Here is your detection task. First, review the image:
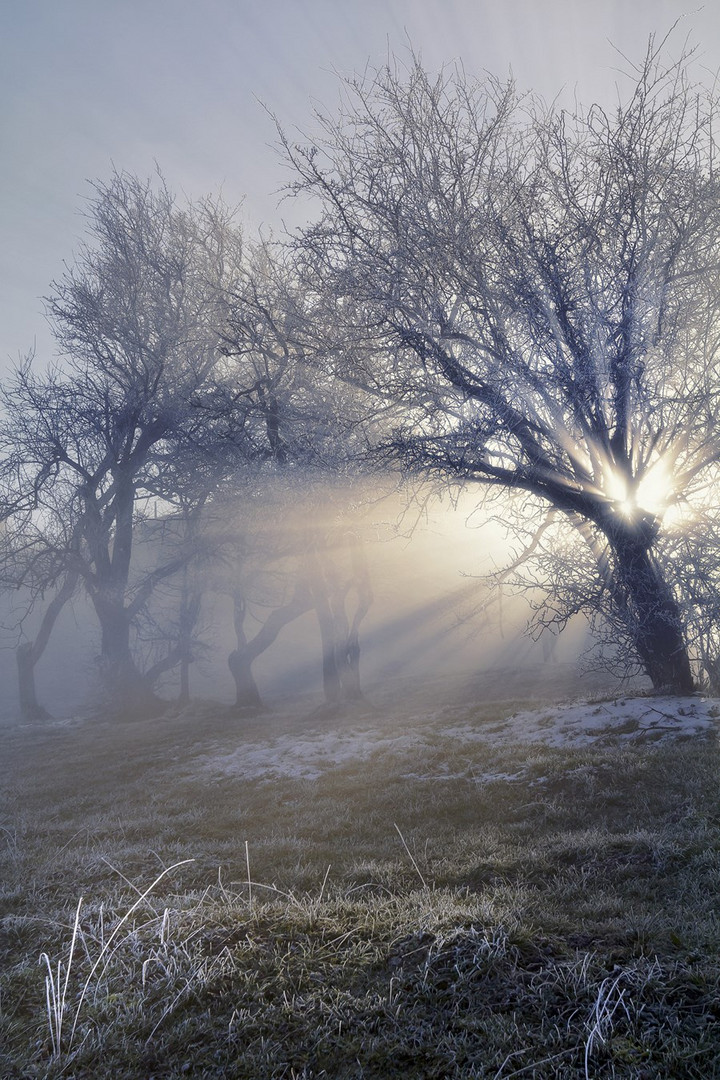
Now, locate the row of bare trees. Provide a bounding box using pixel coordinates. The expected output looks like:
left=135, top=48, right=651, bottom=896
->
left=0, top=173, right=373, bottom=717
left=3, top=34, right=720, bottom=716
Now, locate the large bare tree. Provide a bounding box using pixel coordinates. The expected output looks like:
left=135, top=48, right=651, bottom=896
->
left=0, top=172, right=245, bottom=711
left=282, top=37, right=720, bottom=692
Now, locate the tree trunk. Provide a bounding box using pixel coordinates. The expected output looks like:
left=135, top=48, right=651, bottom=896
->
left=16, top=642, right=50, bottom=721
left=228, top=647, right=263, bottom=709
left=308, top=559, right=342, bottom=704
left=229, top=583, right=312, bottom=710
left=176, top=570, right=202, bottom=706
left=229, top=593, right=264, bottom=710
left=97, top=605, right=138, bottom=684
left=308, top=530, right=373, bottom=704
left=608, top=524, right=694, bottom=693
left=15, top=571, right=78, bottom=721
left=91, top=592, right=160, bottom=713
left=340, top=629, right=363, bottom=699
left=339, top=531, right=373, bottom=700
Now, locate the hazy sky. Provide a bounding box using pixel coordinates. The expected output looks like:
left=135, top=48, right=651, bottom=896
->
left=2, top=0, right=719, bottom=372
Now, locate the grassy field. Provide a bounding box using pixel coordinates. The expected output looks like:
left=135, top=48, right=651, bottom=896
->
left=3, top=676, right=720, bottom=1078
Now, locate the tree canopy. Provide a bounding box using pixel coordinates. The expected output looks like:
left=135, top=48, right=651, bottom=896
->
left=281, top=37, right=720, bottom=692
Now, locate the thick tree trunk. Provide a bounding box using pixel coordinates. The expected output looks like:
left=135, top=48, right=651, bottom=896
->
left=91, top=592, right=160, bottom=713
left=97, top=605, right=138, bottom=684
left=228, top=647, right=263, bottom=709
left=608, top=524, right=694, bottom=693
left=16, top=642, right=50, bottom=721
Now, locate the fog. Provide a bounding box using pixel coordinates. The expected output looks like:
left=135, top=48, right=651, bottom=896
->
left=0, top=485, right=603, bottom=722
left=5, top=0, right=715, bottom=376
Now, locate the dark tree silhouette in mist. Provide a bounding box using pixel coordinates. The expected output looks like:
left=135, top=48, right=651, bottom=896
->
left=282, top=34, right=720, bottom=692
left=0, top=173, right=247, bottom=712
left=219, top=244, right=375, bottom=710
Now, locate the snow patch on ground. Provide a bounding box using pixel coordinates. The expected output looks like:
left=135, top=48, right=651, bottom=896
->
left=194, top=728, right=425, bottom=783
left=195, top=695, right=720, bottom=783
left=499, top=695, right=718, bottom=748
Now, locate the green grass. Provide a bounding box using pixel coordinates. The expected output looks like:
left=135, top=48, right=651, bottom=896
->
left=3, top=693, right=720, bottom=1077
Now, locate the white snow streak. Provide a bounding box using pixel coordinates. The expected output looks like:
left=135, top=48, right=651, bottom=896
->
left=195, top=696, right=720, bottom=783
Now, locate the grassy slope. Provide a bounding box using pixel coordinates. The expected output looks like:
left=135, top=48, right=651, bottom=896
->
left=2, top=688, right=720, bottom=1079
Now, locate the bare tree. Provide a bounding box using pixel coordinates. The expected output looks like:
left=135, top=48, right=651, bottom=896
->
left=306, top=522, right=373, bottom=704
left=229, top=572, right=312, bottom=710
left=1, top=550, right=79, bottom=722
left=216, top=242, right=376, bottom=708
left=0, top=172, right=247, bottom=712
left=282, top=35, right=720, bottom=692
left=222, top=493, right=374, bottom=712
left=0, top=445, right=86, bottom=719
left=126, top=493, right=224, bottom=704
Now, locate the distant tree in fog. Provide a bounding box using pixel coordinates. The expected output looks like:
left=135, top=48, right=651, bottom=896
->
left=0, top=412, right=90, bottom=720
left=222, top=491, right=374, bottom=711
left=282, top=35, right=720, bottom=693
left=123, top=492, right=221, bottom=706
left=0, top=520, right=79, bottom=721
left=227, top=529, right=312, bottom=710
left=0, top=172, right=249, bottom=712
left=218, top=243, right=376, bottom=709
left=305, top=515, right=373, bottom=705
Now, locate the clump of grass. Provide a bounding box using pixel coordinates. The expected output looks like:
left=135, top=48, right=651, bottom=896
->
left=36, top=860, right=195, bottom=1066
left=39, top=896, right=83, bottom=1059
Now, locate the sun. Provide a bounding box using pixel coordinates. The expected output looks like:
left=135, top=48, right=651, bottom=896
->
left=605, top=460, right=679, bottom=523
left=635, top=462, right=676, bottom=518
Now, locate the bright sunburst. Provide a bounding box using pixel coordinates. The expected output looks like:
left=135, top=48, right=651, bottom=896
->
left=605, top=459, right=679, bottom=523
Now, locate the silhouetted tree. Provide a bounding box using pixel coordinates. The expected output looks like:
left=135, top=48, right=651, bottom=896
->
left=283, top=36, right=720, bottom=692
left=219, top=244, right=376, bottom=708
left=306, top=523, right=373, bottom=704
left=223, top=497, right=374, bottom=711
left=0, top=172, right=246, bottom=711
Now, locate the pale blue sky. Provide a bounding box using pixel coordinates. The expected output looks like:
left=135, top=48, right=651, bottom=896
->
left=2, top=0, right=718, bottom=371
